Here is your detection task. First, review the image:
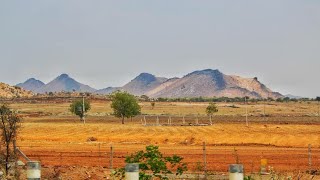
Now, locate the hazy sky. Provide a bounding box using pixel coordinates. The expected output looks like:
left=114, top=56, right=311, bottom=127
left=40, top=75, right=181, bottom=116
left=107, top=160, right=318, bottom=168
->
left=0, top=1, right=319, bottom=97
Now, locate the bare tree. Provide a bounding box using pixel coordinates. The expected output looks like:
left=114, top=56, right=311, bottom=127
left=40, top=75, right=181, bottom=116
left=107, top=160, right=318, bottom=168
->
left=0, top=104, right=21, bottom=176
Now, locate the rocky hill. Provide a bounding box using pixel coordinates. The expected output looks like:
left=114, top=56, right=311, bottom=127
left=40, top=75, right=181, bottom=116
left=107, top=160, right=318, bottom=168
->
left=36, top=74, right=96, bottom=93
left=0, top=82, right=34, bottom=98
left=16, top=78, right=45, bottom=92
left=120, top=73, right=168, bottom=96
left=144, top=69, right=282, bottom=99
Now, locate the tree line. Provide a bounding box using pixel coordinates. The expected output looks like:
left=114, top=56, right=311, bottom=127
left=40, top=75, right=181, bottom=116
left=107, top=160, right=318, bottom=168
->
left=69, top=91, right=222, bottom=125
left=143, top=96, right=317, bottom=103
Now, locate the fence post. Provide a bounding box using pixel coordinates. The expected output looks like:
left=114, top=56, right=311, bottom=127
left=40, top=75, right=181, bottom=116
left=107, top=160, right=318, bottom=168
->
left=182, top=116, right=185, bottom=124
left=98, top=143, right=101, bottom=164
left=156, top=116, right=160, bottom=126
left=308, top=144, right=312, bottom=172
left=144, top=116, right=146, bottom=125
left=110, top=145, right=113, bottom=170
left=203, top=142, right=207, bottom=179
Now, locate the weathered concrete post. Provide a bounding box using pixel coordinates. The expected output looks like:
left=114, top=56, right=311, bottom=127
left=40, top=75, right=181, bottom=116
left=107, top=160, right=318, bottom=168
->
left=27, top=161, right=41, bottom=180
left=229, top=164, right=244, bottom=180
left=260, top=159, right=268, bottom=175
left=125, top=163, right=139, bottom=180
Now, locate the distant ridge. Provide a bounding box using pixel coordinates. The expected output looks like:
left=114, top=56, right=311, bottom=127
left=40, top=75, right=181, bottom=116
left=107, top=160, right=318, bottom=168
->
left=15, top=69, right=283, bottom=98
left=285, top=94, right=305, bottom=99
left=95, top=87, right=120, bottom=94
left=16, top=78, right=45, bottom=92
left=120, top=73, right=168, bottom=96
left=36, top=74, right=96, bottom=93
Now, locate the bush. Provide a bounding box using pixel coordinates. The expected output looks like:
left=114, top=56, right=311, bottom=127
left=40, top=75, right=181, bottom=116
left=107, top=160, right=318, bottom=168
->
left=112, top=145, right=187, bottom=179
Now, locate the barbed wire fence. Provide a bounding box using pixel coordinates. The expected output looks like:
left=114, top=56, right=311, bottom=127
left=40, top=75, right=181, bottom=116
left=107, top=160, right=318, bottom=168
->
left=17, top=141, right=320, bottom=175
left=96, top=114, right=320, bottom=125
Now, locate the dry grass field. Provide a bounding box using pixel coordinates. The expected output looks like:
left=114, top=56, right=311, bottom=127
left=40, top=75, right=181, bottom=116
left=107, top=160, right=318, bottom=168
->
left=2, top=100, right=320, bottom=179
left=9, top=100, right=320, bottom=117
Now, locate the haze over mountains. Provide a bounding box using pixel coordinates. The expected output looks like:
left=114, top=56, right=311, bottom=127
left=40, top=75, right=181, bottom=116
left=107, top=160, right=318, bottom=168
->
left=14, top=69, right=284, bottom=99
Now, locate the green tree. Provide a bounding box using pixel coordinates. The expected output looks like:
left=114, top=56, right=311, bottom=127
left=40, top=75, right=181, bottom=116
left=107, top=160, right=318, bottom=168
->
left=110, top=91, right=141, bottom=124
left=0, top=104, right=21, bottom=177
left=151, top=102, right=155, bottom=109
left=112, top=145, right=188, bottom=179
left=70, top=98, right=91, bottom=122
left=206, top=102, right=218, bottom=119
left=140, top=95, right=150, bottom=101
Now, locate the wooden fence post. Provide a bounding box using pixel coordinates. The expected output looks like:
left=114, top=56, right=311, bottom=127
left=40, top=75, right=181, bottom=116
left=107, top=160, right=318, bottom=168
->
left=308, top=144, right=312, bottom=172
left=156, top=116, right=159, bottom=126
left=98, top=143, right=101, bottom=164
left=203, top=142, right=207, bottom=179
left=110, top=145, right=113, bottom=170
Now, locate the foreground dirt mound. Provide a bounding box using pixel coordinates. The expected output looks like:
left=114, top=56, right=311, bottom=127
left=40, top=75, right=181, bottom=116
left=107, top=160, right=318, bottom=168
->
left=0, top=82, right=33, bottom=98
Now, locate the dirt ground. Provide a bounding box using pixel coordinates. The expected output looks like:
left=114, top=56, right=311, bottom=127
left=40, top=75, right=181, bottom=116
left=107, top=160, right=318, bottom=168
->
left=2, top=100, right=320, bottom=179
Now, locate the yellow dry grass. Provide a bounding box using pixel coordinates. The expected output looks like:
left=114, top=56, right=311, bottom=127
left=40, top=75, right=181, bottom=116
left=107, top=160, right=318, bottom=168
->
left=18, top=121, right=320, bottom=148
left=5, top=100, right=318, bottom=148
left=9, top=100, right=320, bottom=116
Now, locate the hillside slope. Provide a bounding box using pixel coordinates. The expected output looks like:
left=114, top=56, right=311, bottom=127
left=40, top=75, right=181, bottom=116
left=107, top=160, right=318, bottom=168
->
left=0, top=82, right=33, bottom=98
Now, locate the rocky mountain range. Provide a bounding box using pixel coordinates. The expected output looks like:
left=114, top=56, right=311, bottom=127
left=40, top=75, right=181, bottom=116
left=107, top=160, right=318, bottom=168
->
left=119, top=69, right=282, bottom=99
left=14, top=69, right=283, bottom=99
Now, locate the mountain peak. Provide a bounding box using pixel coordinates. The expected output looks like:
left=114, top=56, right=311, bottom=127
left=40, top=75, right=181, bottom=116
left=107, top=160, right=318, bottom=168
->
left=16, top=78, right=45, bottom=92
left=121, top=73, right=168, bottom=96
left=24, top=78, right=44, bottom=84
left=35, top=73, right=96, bottom=93
left=137, top=73, right=155, bottom=79
left=57, top=73, right=70, bottom=80
left=186, top=69, right=222, bottom=77
left=135, top=73, right=156, bottom=82
left=26, top=78, right=37, bottom=82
